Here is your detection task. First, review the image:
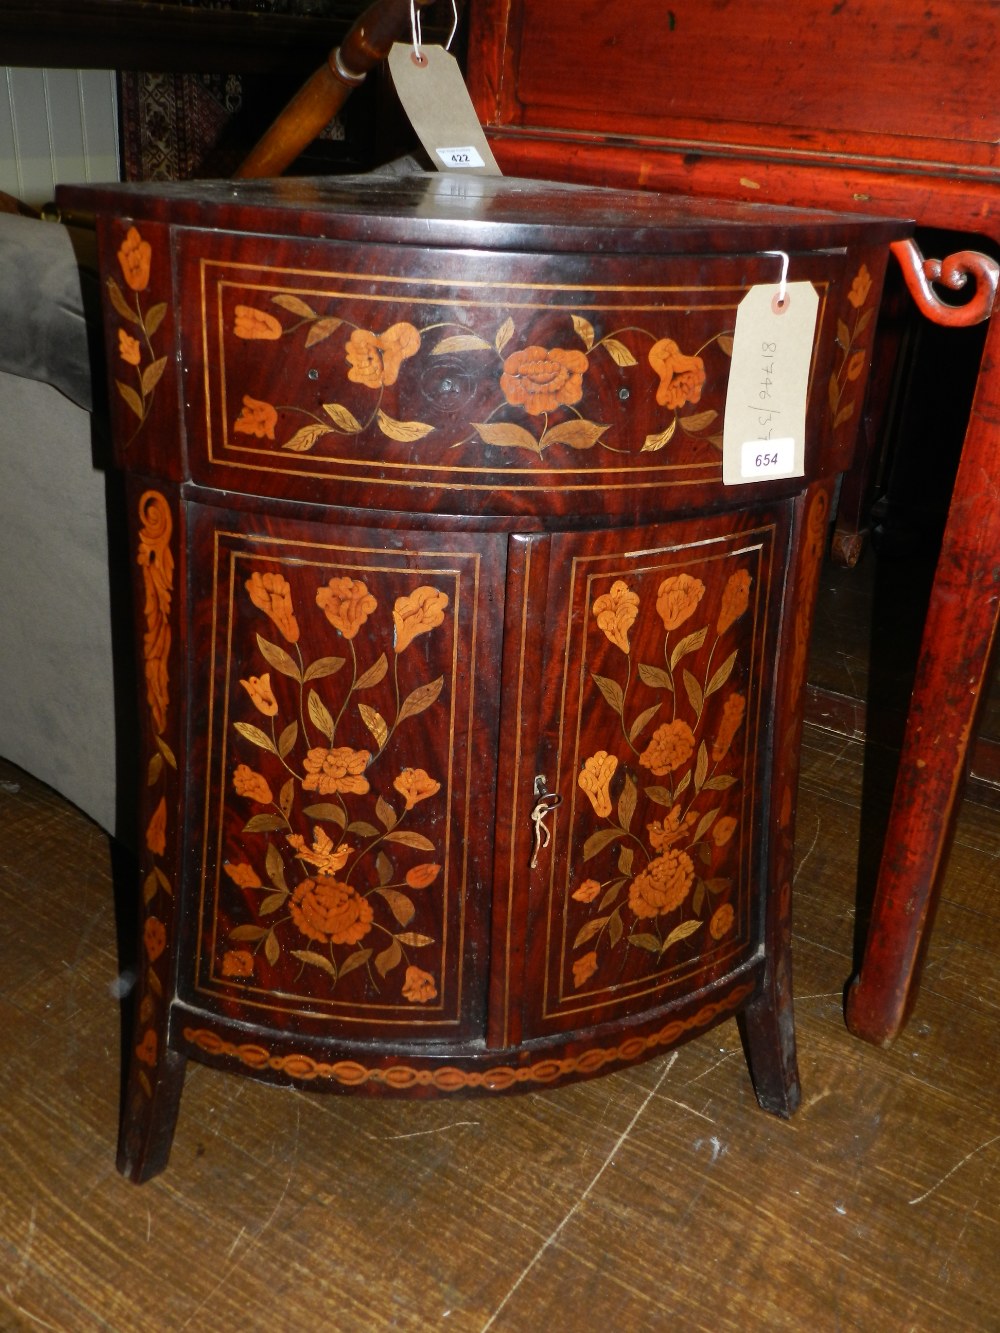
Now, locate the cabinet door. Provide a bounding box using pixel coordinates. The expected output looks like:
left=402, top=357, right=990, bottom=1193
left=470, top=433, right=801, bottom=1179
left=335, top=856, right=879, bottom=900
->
left=515, top=506, right=790, bottom=1040
left=179, top=501, right=505, bottom=1043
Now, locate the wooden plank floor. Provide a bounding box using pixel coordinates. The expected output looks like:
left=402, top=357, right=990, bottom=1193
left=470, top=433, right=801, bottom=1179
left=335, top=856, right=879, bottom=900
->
left=0, top=723, right=997, bottom=1332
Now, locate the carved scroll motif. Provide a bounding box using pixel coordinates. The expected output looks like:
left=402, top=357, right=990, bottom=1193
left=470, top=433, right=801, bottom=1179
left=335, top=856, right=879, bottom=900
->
left=891, top=239, right=999, bottom=328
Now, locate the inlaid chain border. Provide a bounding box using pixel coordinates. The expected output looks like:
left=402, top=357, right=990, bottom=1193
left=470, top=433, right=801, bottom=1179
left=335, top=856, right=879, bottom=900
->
left=182, top=980, right=754, bottom=1091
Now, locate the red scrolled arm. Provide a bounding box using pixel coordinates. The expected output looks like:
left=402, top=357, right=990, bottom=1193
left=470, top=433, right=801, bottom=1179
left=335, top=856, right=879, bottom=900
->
left=891, top=238, right=999, bottom=328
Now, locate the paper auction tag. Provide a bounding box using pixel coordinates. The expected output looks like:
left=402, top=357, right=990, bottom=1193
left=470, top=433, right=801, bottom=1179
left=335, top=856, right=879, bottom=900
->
left=722, top=280, right=819, bottom=485
left=388, top=44, right=502, bottom=176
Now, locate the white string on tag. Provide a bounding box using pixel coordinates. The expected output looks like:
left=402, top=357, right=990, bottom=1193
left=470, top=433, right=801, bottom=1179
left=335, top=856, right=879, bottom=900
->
left=409, top=0, right=426, bottom=65
left=445, top=0, right=459, bottom=50
left=409, top=0, right=459, bottom=64
left=763, top=250, right=790, bottom=312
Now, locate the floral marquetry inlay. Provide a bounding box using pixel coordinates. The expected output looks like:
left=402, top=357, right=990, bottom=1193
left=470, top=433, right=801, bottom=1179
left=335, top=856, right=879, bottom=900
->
left=108, top=226, right=168, bottom=443
left=199, top=532, right=483, bottom=1026
left=227, top=299, right=730, bottom=460
left=132, top=489, right=178, bottom=1102
left=193, top=247, right=763, bottom=498
left=542, top=529, right=776, bottom=1023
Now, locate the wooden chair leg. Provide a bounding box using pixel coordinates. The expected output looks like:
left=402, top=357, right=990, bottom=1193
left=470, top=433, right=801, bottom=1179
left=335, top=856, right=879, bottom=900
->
left=846, top=310, right=1000, bottom=1045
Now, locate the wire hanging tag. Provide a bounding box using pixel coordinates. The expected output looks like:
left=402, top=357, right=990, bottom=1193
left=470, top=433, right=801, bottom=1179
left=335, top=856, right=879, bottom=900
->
left=763, top=250, right=790, bottom=312
left=409, top=0, right=458, bottom=64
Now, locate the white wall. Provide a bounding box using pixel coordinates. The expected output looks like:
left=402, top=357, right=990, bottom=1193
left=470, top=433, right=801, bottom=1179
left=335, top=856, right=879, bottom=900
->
left=0, top=67, right=119, bottom=209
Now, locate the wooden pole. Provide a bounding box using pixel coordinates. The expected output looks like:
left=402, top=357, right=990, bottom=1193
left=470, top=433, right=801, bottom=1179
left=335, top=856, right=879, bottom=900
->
left=235, top=0, right=435, bottom=179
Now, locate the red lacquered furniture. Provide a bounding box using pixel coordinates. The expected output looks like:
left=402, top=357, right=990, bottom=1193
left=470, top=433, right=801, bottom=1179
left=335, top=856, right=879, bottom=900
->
left=58, top=171, right=898, bottom=1179
left=463, top=0, right=1000, bottom=1045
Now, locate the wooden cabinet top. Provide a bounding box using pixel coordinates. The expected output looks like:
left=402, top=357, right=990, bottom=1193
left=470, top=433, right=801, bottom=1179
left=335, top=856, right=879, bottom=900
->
left=58, top=172, right=905, bottom=254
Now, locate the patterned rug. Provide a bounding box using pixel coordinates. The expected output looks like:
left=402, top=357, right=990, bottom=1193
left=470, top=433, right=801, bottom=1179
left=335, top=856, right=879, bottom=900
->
left=117, top=0, right=458, bottom=181
left=116, top=0, right=372, bottom=182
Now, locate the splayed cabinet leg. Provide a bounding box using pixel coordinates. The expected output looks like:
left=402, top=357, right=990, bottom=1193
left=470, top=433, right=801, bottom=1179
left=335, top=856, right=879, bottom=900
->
left=118, top=1047, right=187, bottom=1183
left=738, top=977, right=801, bottom=1117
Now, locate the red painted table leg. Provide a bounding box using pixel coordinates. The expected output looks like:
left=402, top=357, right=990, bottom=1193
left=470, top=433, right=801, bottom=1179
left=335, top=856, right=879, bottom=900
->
left=846, top=311, right=1000, bottom=1045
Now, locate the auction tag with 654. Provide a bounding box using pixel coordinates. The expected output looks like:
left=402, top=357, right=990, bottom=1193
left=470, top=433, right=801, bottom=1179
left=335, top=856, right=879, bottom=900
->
left=740, top=437, right=795, bottom=480
left=722, top=280, right=818, bottom=485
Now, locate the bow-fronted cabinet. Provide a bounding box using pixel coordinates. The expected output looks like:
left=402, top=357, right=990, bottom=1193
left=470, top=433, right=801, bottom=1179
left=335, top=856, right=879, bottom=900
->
left=57, top=172, right=903, bottom=1180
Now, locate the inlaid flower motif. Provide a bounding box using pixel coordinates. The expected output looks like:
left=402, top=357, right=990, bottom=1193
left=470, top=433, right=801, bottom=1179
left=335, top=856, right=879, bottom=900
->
left=656, top=573, right=705, bottom=631
left=136, top=491, right=173, bottom=734
left=234, top=305, right=283, bottom=340
left=406, top=863, right=440, bottom=888
left=648, top=338, right=705, bottom=409
left=713, top=816, right=738, bottom=847
left=224, top=862, right=262, bottom=889
left=592, top=580, right=640, bottom=654
left=393, top=767, right=441, bottom=809
left=647, top=805, right=698, bottom=850
left=500, top=345, right=588, bottom=415
left=118, top=329, right=141, bottom=365
left=709, top=903, right=735, bottom=939
left=221, top=949, right=255, bottom=977
left=302, top=746, right=371, bottom=796
left=717, top=569, right=752, bottom=635
left=287, top=828, right=352, bottom=875
left=639, top=719, right=696, bottom=776
left=135, top=1029, right=158, bottom=1066
left=847, top=350, right=867, bottom=382
left=144, top=916, right=166, bottom=962
left=393, top=586, right=449, bottom=652
left=118, top=226, right=151, bottom=291
left=234, top=394, right=278, bottom=440
left=145, top=796, right=167, bottom=856
left=848, top=264, right=872, bottom=309
left=240, top=672, right=278, bottom=716
left=572, top=878, right=602, bottom=903
left=346, top=322, right=420, bottom=388
left=711, top=692, right=746, bottom=763
left=233, top=764, right=273, bottom=805
left=402, top=965, right=437, bottom=1003
left=316, top=576, right=377, bottom=639
left=289, top=876, right=373, bottom=945
left=628, top=848, right=695, bottom=919
left=572, top=950, right=598, bottom=988
left=579, top=750, right=618, bottom=818
left=245, top=571, right=300, bottom=643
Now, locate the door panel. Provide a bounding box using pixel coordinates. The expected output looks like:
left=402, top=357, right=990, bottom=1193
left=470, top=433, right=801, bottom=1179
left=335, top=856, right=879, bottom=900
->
left=518, top=507, right=789, bottom=1037
left=181, top=502, right=505, bottom=1041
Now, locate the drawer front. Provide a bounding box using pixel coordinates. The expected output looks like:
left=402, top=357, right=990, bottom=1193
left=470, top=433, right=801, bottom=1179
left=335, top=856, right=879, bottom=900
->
left=177, top=229, right=849, bottom=518
left=179, top=501, right=505, bottom=1040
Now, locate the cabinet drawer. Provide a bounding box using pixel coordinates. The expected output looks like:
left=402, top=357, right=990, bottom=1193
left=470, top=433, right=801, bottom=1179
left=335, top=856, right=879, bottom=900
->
left=178, top=228, right=846, bottom=519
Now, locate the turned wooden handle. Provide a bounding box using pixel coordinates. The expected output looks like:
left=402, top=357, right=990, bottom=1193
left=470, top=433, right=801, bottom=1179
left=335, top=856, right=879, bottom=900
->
left=235, top=0, right=435, bottom=179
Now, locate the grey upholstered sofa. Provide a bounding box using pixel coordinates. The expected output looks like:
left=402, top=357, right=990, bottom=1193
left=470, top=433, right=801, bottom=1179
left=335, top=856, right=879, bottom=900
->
left=0, top=213, right=121, bottom=833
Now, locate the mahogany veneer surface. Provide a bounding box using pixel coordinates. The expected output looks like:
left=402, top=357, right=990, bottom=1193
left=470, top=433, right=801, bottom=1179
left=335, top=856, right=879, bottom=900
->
left=57, top=171, right=901, bottom=1179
